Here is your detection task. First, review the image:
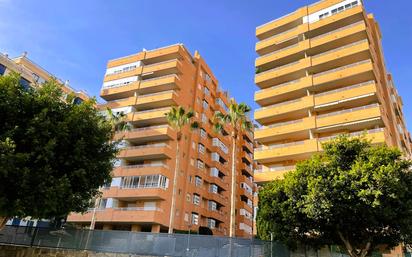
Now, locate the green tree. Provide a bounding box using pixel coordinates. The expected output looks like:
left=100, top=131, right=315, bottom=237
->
left=213, top=99, right=253, bottom=237
left=165, top=106, right=199, bottom=234
left=257, top=135, right=412, bottom=257
left=0, top=73, right=117, bottom=229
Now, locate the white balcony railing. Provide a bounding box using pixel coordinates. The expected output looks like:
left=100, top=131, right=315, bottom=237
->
left=256, top=140, right=305, bottom=152
left=120, top=163, right=169, bottom=170
left=113, top=207, right=163, bottom=212
left=123, top=143, right=170, bottom=150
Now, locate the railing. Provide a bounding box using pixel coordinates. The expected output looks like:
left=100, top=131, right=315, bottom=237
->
left=255, top=165, right=296, bottom=173
left=120, top=163, right=169, bottom=169
left=134, top=106, right=171, bottom=114
left=256, top=140, right=305, bottom=152
left=312, top=39, right=368, bottom=59
left=256, top=59, right=301, bottom=76
left=257, top=9, right=299, bottom=29
left=258, top=97, right=302, bottom=111
left=258, top=42, right=300, bottom=59
left=141, top=73, right=178, bottom=83
left=313, top=59, right=371, bottom=78
left=113, top=207, right=163, bottom=212
left=317, top=103, right=379, bottom=118
left=319, top=128, right=385, bottom=142
left=139, top=89, right=176, bottom=98
left=257, top=118, right=304, bottom=131
left=258, top=25, right=300, bottom=45
left=312, top=21, right=365, bottom=40
left=315, top=80, right=375, bottom=97
left=143, top=59, right=179, bottom=69
left=123, top=143, right=170, bottom=150
left=256, top=78, right=301, bottom=94
left=127, top=124, right=169, bottom=133
left=0, top=225, right=291, bottom=257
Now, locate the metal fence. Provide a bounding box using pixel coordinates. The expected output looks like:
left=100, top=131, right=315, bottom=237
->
left=0, top=225, right=289, bottom=257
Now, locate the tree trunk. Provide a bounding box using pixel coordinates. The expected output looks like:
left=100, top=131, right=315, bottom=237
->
left=229, top=134, right=237, bottom=238
left=337, top=231, right=372, bottom=257
left=168, top=137, right=181, bottom=234
left=0, top=216, right=9, bottom=230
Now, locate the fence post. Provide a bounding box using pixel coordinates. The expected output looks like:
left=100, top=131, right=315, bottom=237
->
left=30, top=227, right=38, bottom=247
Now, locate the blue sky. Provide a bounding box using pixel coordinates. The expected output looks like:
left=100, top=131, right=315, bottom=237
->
left=0, top=0, right=411, bottom=128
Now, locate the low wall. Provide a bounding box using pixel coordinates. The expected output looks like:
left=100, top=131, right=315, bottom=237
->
left=0, top=244, right=154, bottom=257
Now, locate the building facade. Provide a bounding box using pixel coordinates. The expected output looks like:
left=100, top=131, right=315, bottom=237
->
left=67, top=44, right=254, bottom=238
left=0, top=52, right=88, bottom=103
left=253, top=0, right=412, bottom=184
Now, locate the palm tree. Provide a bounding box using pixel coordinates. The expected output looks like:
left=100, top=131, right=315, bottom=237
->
left=165, top=106, right=199, bottom=234
left=89, top=108, right=130, bottom=230
left=213, top=99, right=252, bottom=238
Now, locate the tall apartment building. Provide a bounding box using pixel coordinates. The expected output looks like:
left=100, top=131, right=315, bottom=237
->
left=253, top=0, right=412, bottom=184
left=67, top=44, right=254, bottom=237
left=0, top=52, right=88, bottom=103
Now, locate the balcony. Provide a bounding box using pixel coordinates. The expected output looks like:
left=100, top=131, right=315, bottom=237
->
left=115, top=125, right=175, bottom=144
left=255, top=57, right=311, bottom=88
left=127, top=107, right=171, bottom=126
left=103, top=186, right=169, bottom=200
left=113, top=163, right=171, bottom=177
left=255, top=139, right=319, bottom=164
left=312, top=59, right=375, bottom=91
left=67, top=207, right=166, bottom=225
left=255, top=76, right=312, bottom=105
left=256, top=7, right=307, bottom=40
left=104, top=66, right=143, bottom=83
left=256, top=23, right=309, bottom=55
left=254, top=166, right=295, bottom=184
left=143, top=44, right=185, bottom=64
left=254, top=95, right=314, bottom=125
left=256, top=40, right=309, bottom=69
left=311, top=39, right=371, bottom=73
left=118, top=143, right=173, bottom=161
left=141, top=59, right=182, bottom=79
left=139, top=74, right=181, bottom=94
left=316, top=103, right=383, bottom=131
left=310, top=21, right=368, bottom=51
left=314, top=80, right=378, bottom=111
left=255, top=116, right=316, bottom=143
left=318, top=128, right=387, bottom=148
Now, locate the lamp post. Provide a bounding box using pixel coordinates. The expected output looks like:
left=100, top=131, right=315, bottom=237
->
left=270, top=232, right=274, bottom=257
left=186, top=224, right=192, bottom=255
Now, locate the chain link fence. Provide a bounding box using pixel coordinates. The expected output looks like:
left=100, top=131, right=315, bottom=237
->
left=0, top=226, right=289, bottom=257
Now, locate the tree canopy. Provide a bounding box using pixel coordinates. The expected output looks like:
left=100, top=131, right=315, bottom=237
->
left=0, top=73, right=117, bottom=227
left=257, top=135, right=412, bottom=257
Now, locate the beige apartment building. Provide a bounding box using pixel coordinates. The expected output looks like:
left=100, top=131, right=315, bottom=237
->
left=253, top=0, right=412, bottom=184
left=0, top=52, right=88, bottom=103
left=67, top=44, right=254, bottom=238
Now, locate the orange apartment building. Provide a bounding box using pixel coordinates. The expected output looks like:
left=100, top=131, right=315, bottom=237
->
left=67, top=44, right=255, bottom=238
left=0, top=51, right=89, bottom=103
left=253, top=0, right=412, bottom=185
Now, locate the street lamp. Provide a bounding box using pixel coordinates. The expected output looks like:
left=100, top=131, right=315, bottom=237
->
left=270, top=232, right=274, bottom=257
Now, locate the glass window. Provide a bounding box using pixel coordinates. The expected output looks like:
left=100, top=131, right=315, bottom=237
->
left=191, top=213, right=199, bottom=225
left=193, top=194, right=200, bottom=205
left=0, top=64, right=6, bottom=75
left=19, top=77, right=31, bottom=90
left=198, top=144, right=205, bottom=154
left=195, top=176, right=202, bottom=187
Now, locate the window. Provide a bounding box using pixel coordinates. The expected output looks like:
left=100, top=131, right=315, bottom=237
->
left=191, top=213, right=199, bottom=225
left=198, top=144, right=205, bottom=154
left=0, top=63, right=6, bottom=75
left=184, top=213, right=189, bottom=222
left=19, top=77, right=31, bottom=90
left=210, top=168, right=219, bottom=177
left=207, top=218, right=216, bottom=229
left=208, top=201, right=217, bottom=211
left=197, top=160, right=205, bottom=170
left=202, top=100, right=209, bottom=110
left=190, top=158, right=195, bottom=166
left=204, top=73, right=211, bottom=82
left=201, top=113, right=207, bottom=123
left=211, top=152, right=220, bottom=162
left=120, top=175, right=168, bottom=189
left=195, top=176, right=202, bottom=187
left=186, top=194, right=191, bottom=202
left=200, top=129, right=207, bottom=139
left=193, top=194, right=200, bottom=205
left=210, top=184, right=218, bottom=194
left=204, top=87, right=210, bottom=96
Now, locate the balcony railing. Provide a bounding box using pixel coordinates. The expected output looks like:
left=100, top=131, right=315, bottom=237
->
left=257, top=59, right=301, bottom=76
left=317, top=103, right=379, bottom=118
left=257, top=9, right=299, bottom=29
left=255, top=78, right=301, bottom=94
left=318, top=128, right=385, bottom=142
left=113, top=207, right=163, bottom=212
left=257, top=42, right=299, bottom=59
left=313, top=59, right=371, bottom=78
left=258, top=97, right=302, bottom=111
left=312, top=39, right=368, bottom=59
left=123, top=143, right=170, bottom=150
left=141, top=74, right=178, bottom=83
left=121, top=163, right=169, bottom=170
left=143, top=59, right=179, bottom=69
left=127, top=125, right=169, bottom=133
left=134, top=107, right=171, bottom=114
left=258, top=26, right=300, bottom=44
left=312, top=21, right=365, bottom=40
left=315, top=80, right=375, bottom=97
left=256, top=140, right=305, bottom=152
left=255, top=165, right=296, bottom=173
left=256, top=118, right=304, bottom=131
left=139, top=90, right=176, bottom=98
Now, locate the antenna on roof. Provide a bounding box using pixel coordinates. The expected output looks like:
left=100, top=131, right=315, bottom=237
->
left=22, top=51, right=28, bottom=58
